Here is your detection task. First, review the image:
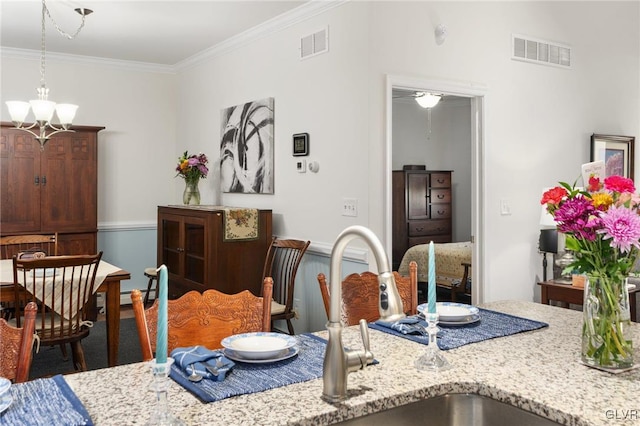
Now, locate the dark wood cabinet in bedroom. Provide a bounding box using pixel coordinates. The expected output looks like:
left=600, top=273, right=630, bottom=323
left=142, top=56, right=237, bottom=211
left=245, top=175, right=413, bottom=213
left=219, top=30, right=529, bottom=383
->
left=392, top=169, right=453, bottom=269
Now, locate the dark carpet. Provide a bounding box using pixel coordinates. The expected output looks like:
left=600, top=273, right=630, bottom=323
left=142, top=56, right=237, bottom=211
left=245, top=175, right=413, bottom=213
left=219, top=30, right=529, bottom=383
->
left=29, top=317, right=143, bottom=380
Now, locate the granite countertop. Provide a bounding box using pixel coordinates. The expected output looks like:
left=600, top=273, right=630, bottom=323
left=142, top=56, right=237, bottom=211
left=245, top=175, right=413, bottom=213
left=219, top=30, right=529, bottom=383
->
left=65, top=301, right=640, bottom=425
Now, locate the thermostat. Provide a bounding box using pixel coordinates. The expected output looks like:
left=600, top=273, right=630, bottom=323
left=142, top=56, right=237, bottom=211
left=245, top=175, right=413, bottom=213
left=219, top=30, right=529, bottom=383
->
left=293, top=133, right=309, bottom=156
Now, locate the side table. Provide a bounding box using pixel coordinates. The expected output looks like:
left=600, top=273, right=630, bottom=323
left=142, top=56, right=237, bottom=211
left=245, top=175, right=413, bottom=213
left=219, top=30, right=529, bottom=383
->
left=538, top=279, right=638, bottom=322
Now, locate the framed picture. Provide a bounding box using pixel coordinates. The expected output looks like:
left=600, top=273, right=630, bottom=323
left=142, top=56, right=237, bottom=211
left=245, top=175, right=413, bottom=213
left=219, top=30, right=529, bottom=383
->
left=292, top=133, right=309, bottom=156
left=590, top=134, right=635, bottom=180
left=220, top=97, right=274, bottom=194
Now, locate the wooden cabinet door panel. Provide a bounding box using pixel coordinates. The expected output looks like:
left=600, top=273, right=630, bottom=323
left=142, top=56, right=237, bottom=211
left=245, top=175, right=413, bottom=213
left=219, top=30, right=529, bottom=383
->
left=0, top=131, right=41, bottom=233
left=40, top=134, right=97, bottom=232
left=57, top=232, right=97, bottom=255
left=407, top=173, right=429, bottom=219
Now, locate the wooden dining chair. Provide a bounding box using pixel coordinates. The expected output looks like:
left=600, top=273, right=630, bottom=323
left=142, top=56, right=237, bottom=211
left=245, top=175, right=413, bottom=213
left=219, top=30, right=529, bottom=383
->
left=261, top=237, right=310, bottom=335
left=0, top=302, right=37, bottom=383
left=0, top=234, right=58, bottom=259
left=0, top=234, right=58, bottom=320
left=131, top=277, right=273, bottom=362
left=451, top=262, right=472, bottom=303
left=317, top=261, right=418, bottom=326
left=13, top=252, right=103, bottom=373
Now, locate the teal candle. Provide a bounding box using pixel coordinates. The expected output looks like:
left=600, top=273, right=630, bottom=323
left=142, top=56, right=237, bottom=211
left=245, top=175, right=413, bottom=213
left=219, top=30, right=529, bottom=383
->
left=428, top=241, right=436, bottom=314
left=155, top=264, right=168, bottom=364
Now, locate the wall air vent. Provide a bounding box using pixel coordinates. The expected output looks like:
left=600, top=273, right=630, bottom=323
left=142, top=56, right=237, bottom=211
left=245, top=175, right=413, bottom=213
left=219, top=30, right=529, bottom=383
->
left=512, top=34, right=571, bottom=69
left=300, top=26, right=329, bottom=60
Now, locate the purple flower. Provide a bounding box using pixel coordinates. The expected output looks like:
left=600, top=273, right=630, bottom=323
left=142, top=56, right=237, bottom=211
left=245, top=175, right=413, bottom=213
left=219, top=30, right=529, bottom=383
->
left=598, top=205, right=640, bottom=253
left=197, top=165, right=209, bottom=176
left=554, top=197, right=599, bottom=241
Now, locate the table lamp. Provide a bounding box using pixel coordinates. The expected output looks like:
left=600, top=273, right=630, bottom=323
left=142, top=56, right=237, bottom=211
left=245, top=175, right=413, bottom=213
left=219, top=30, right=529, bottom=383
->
left=539, top=229, right=558, bottom=281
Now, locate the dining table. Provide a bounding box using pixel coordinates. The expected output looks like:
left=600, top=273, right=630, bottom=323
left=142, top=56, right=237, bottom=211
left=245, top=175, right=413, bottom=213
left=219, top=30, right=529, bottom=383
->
left=1, top=300, right=634, bottom=425
left=0, top=258, right=130, bottom=367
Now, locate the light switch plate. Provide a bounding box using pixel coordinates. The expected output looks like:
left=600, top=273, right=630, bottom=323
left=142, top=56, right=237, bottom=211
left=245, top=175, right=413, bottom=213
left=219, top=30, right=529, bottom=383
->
left=342, top=198, right=358, bottom=217
left=296, top=159, right=307, bottom=173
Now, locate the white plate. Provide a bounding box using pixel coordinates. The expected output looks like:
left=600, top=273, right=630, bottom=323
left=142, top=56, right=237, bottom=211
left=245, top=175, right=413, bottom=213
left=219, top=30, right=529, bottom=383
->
left=0, top=391, right=12, bottom=414
left=223, top=346, right=299, bottom=364
left=0, top=377, right=10, bottom=396
left=439, top=314, right=481, bottom=326
left=417, top=302, right=480, bottom=321
left=221, top=332, right=298, bottom=360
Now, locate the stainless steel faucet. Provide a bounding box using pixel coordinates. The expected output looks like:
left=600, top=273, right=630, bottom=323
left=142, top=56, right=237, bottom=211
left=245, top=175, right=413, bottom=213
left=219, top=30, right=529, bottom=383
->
left=322, top=225, right=406, bottom=402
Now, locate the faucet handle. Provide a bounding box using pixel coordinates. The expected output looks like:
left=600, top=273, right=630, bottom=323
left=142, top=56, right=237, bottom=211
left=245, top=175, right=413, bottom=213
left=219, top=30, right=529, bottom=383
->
left=359, top=319, right=375, bottom=366
left=359, top=319, right=370, bottom=352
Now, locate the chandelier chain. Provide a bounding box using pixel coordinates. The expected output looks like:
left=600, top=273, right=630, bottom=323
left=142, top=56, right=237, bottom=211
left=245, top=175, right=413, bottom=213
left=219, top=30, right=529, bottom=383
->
left=40, top=1, right=46, bottom=88
left=43, top=0, right=88, bottom=40
left=39, top=0, right=89, bottom=90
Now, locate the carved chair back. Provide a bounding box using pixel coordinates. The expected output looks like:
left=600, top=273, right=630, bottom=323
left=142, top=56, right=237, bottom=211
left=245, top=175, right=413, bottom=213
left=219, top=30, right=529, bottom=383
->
left=131, top=277, right=273, bottom=362
left=317, top=261, right=418, bottom=326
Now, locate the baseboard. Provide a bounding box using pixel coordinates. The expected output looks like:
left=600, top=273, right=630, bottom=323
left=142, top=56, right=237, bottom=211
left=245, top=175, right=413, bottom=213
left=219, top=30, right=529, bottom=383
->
left=95, top=290, right=144, bottom=310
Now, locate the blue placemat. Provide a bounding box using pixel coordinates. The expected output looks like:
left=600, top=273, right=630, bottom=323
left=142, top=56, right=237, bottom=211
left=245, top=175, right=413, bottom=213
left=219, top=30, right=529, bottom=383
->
left=169, top=333, right=326, bottom=403
left=0, top=375, right=93, bottom=426
left=370, top=308, right=548, bottom=350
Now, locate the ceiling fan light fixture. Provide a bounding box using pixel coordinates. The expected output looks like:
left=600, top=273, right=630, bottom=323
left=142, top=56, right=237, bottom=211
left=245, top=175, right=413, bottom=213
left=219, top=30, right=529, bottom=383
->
left=415, top=92, right=442, bottom=108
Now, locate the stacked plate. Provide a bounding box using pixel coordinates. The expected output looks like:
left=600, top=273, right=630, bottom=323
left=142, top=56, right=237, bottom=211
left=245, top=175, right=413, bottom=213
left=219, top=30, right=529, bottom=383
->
left=221, top=332, right=299, bottom=364
left=417, top=302, right=480, bottom=326
left=0, top=377, right=12, bottom=414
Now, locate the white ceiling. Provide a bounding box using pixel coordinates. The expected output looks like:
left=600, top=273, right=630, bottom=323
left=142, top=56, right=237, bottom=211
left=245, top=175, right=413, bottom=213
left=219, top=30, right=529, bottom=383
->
left=0, top=1, right=308, bottom=66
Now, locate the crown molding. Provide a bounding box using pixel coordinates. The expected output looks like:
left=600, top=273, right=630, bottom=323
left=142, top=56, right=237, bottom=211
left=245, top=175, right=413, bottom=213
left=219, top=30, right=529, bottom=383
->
left=0, top=47, right=176, bottom=74
left=1, top=0, right=346, bottom=75
left=175, top=0, right=346, bottom=71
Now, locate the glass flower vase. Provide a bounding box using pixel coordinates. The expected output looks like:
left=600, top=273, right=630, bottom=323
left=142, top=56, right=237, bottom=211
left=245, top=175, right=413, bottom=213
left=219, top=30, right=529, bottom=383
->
left=582, top=274, right=634, bottom=370
left=182, top=179, right=201, bottom=205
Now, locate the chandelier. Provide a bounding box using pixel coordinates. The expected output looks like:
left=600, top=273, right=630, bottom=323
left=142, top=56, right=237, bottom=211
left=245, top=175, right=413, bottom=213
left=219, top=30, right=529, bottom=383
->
left=5, top=0, right=92, bottom=149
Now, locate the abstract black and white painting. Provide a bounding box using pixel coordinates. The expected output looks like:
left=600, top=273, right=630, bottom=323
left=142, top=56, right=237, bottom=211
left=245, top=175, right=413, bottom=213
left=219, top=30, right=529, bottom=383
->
left=220, top=97, right=274, bottom=194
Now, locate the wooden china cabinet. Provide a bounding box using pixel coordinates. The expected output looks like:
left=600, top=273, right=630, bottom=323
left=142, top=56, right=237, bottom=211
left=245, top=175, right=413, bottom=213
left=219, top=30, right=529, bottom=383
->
left=157, top=205, right=272, bottom=299
left=0, top=123, right=104, bottom=254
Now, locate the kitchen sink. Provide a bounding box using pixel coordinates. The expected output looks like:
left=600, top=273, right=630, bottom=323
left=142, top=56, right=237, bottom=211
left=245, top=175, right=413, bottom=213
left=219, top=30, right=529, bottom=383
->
left=333, top=393, right=563, bottom=425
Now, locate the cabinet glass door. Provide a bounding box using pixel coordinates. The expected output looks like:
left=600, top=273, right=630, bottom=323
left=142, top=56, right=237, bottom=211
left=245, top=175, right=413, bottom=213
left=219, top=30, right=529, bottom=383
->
left=161, top=217, right=181, bottom=275
left=184, top=221, right=205, bottom=284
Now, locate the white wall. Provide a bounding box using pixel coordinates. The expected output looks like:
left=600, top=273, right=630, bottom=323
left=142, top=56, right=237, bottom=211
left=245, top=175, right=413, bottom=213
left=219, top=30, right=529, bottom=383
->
left=2, top=1, right=639, bottom=326
left=1, top=56, right=177, bottom=292
left=176, top=0, right=639, bottom=314
left=367, top=1, right=639, bottom=302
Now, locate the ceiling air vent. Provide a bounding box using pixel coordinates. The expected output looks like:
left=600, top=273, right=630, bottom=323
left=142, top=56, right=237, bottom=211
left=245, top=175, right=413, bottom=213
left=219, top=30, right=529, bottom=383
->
left=300, top=27, right=329, bottom=60
left=512, top=34, right=571, bottom=68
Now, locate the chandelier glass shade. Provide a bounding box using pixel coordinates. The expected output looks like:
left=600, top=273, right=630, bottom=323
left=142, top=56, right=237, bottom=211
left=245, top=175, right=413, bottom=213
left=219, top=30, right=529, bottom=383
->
left=5, top=0, right=91, bottom=149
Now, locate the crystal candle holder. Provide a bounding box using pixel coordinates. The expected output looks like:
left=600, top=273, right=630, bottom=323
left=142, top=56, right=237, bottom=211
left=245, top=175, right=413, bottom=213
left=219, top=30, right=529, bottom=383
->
left=415, top=313, right=451, bottom=371
left=146, top=357, right=185, bottom=426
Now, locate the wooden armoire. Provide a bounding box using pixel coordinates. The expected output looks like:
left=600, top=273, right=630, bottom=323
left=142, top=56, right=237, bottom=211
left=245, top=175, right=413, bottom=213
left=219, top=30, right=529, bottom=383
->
left=0, top=123, right=104, bottom=254
left=392, top=169, right=453, bottom=269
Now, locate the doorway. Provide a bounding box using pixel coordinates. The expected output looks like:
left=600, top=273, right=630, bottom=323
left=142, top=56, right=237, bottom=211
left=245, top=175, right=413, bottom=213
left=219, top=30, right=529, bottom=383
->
left=384, top=75, right=485, bottom=304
